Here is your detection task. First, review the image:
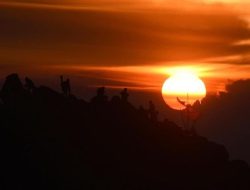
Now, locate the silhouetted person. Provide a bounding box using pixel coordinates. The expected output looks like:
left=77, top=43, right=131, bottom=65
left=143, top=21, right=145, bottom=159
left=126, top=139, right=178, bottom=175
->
left=91, top=87, right=108, bottom=105
left=120, top=88, right=129, bottom=102
left=60, top=75, right=71, bottom=96
left=191, top=100, right=201, bottom=121
left=24, top=77, right=36, bottom=93
left=148, top=101, right=158, bottom=122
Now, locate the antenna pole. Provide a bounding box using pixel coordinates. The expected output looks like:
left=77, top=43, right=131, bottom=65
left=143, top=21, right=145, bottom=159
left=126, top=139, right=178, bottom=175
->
left=186, top=92, right=190, bottom=131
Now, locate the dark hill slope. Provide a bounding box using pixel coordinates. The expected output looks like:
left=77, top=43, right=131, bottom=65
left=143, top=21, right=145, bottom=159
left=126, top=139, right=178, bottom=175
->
left=0, top=73, right=249, bottom=190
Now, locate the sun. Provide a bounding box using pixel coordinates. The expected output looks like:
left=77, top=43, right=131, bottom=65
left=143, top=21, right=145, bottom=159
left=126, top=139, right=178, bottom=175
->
left=162, top=70, right=206, bottom=110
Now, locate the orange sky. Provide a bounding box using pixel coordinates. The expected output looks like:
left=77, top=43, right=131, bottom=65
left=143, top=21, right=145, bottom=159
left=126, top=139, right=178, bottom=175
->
left=0, top=0, right=250, bottom=94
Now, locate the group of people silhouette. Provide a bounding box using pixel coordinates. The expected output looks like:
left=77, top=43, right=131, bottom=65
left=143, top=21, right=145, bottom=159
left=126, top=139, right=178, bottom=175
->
left=91, top=85, right=159, bottom=122
left=2, top=74, right=159, bottom=123
left=1, top=74, right=199, bottom=129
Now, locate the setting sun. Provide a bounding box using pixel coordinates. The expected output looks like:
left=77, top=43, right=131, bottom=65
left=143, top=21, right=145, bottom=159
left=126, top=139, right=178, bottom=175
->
left=162, top=70, right=206, bottom=110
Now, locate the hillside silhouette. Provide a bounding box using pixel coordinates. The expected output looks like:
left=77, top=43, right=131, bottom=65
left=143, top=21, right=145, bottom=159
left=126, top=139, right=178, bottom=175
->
left=0, top=73, right=250, bottom=190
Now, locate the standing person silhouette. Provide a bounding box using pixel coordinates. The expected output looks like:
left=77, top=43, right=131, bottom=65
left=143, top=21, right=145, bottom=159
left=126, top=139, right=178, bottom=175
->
left=148, top=101, right=158, bottom=122
left=24, top=77, right=36, bottom=93
left=120, top=88, right=129, bottom=102
left=91, top=87, right=108, bottom=106
left=60, top=75, right=71, bottom=96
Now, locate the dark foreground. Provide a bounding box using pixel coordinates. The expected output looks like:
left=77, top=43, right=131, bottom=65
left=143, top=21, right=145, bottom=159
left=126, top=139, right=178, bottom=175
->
left=0, top=73, right=249, bottom=190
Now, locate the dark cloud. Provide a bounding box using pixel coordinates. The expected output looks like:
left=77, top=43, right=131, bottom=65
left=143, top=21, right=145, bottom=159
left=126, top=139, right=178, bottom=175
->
left=0, top=0, right=70, bottom=5
left=198, top=79, right=250, bottom=163
left=0, top=3, right=250, bottom=69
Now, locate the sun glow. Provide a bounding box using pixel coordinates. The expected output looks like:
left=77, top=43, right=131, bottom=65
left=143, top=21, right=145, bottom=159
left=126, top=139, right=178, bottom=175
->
left=162, top=70, right=206, bottom=110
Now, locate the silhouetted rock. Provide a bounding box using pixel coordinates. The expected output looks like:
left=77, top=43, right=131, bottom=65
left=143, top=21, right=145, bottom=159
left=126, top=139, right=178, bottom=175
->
left=1, top=73, right=25, bottom=104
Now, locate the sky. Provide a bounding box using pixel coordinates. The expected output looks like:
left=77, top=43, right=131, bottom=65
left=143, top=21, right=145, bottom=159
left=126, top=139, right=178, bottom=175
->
left=1, top=0, right=250, bottom=94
